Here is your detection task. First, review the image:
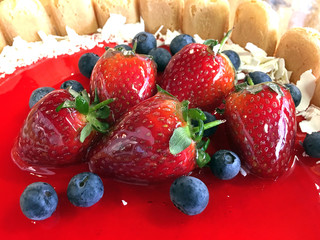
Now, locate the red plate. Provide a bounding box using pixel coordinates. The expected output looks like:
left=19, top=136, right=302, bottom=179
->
left=0, top=44, right=320, bottom=240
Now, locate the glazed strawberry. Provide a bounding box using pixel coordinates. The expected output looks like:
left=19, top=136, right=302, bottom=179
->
left=90, top=47, right=157, bottom=124
left=224, top=82, right=297, bottom=179
left=12, top=89, right=113, bottom=168
left=88, top=87, right=223, bottom=184
left=161, top=33, right=235, bottom=111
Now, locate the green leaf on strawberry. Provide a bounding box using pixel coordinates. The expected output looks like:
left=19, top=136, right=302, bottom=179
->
left=156, top=84, right=175, bottom=98
left=181, top=101, right=190, bottom=122
left=168, top=103, right=225, bottom=168
left=56, top=88, right=114, bottom=143
left=156, top=85, right=223, bottom=161
left=80, top=123, right=93, bottom=143
left=169, top=126, right=192, bottom=155
left=188, top=108, right=206, bottom=122
left=169, top=116, right=225, bottom=156
left=75, top=95, right=89, bottom=114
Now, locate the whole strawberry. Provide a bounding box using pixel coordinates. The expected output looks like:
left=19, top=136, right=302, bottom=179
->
left=161, top=33, right=235, bottom=111
left=224, top=82, right=296, bottom=179
left=90, top=46, right=157, bottom=124
left=12, top=89, right=113, bottom=169
left=88, top=87, right=223, bottom=184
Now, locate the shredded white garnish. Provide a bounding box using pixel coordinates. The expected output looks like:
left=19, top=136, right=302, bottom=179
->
left=222, top=41, right=291, bottom=84
left=298, top=105, right=320, bottom=134
left=240, top=167, right=248, bottom=177
left=0, top=14, right=145, bottom=79
left=296, top=70, right=317, bottom=112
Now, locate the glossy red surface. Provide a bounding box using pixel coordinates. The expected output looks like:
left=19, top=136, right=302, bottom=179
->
left=0, top=45, right=320, bottom=240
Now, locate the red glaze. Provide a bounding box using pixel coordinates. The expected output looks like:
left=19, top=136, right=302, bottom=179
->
left=11, top=89, right=96, bottom=170
left=1, top=44, right=320, bottom=239
left=225, top=83, right=296, bottom=178
left=90, top=48, right=157, bottom=124
left=161, top=43, right=235, bottom=111
left=89, top=91, right=196, bottom=184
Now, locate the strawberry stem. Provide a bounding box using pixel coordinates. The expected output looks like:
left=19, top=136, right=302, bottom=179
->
left=196, top=149, right=211, bottom=168
left=193, top=119, right=226, bottom=133
left=246, top=75, right=254, bottom=86
left=204, top=29, right=233, bottom=55
left=132, top=41, right=137, bottom=53
left=218, top=29, right=233, bottom=53
left=90, top=98, right=115, bottom=112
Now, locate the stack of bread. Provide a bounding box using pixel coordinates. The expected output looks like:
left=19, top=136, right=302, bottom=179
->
left=0, top=0, right=319, bottom=107
left=0, top=0, right=290, bottom=52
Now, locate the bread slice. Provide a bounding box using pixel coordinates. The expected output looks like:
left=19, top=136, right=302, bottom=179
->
left=275, top=27, right=320, bottom=84
left=228, top=0, right=245, bottom=28
left=311, top=79, right=320, bottom=108
left=303, top=1, right=320, bottom=33
left=93, top=0, right=140, bottom=28
left=140, top=0, right=183, bottom=34
left=39, top=0, right=59, bottom=34
left=231, top=0, right=279, bottom=56
left=0, top=0, right=56, bottom=45
left=182, top=0, right=229, bottom=41
left=0, top=29, right=6, bottom=52
left=43, top=0, right=98, bottom=36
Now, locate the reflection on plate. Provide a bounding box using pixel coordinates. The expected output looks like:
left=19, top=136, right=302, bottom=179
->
left=0, top=44, right=320, bottom=240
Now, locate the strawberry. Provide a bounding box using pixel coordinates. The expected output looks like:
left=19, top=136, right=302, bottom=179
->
left=88, top=87, right=223, bottom=184
left=90, top=46, right=157, bottom=124
left=224, top=82, right=297, bottom=179
left=161, top=32, right=235, bottom=111
left=11, top=89, right=113, bottom=168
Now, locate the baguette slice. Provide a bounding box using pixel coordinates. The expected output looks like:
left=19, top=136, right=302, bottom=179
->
left=182, top=0, right=229, bottom=41
left=0, top=29, right=6, bottom=52
left=140, top=0, right=183, bottom=34
left=275, top=27, right=320, bottom=84
left=228, top=0, right=244, bottom=28
left=43, top=0, right=98, bottom=36
left=0, top=0, right=56, bottom=45
left=231, top=0, right=279, bottom=56
left=311, top=79, right=320, bottom=108
left=93, top=0, right=139, bottom=28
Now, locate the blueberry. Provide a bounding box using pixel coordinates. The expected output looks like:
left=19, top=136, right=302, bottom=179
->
left=60, top=80, right=84, bottom=92
left=191, top=111, right=218, bottom=137
left=78, top=52, right=99, bottom=78
left=303, top=132, right=320, bottom=158
left=114, top=44, right=132, bottom=51
left=170, top=34, right=195, bottom=55
left=170, top=176, right=209, bottom=216
left=29, top=87, right=55, bottom=108
left=20, top=182, right=58, bottom=220
left=132, top=32, right=157, bottom=54
left=67, top=172, right=104, bottom=207
left=209, top=150, right=241, bottom=180
left=246, top=71, right=272, bottom=85
left=222, top=50, right=241, bottom=70
left=285, top=83, right=302, bottom=107
left=148, top=47, right=172, bottom=72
